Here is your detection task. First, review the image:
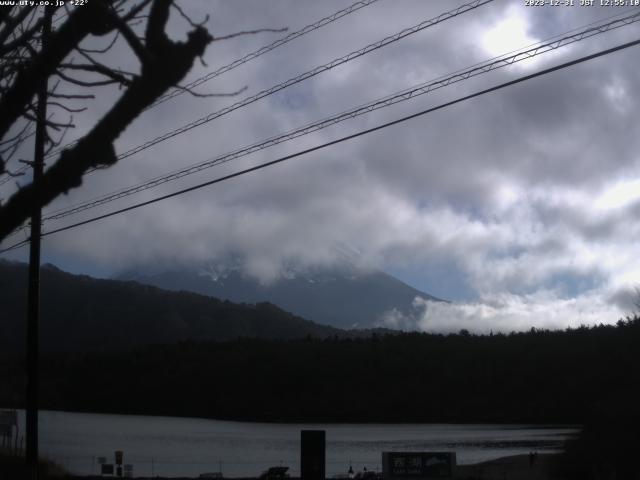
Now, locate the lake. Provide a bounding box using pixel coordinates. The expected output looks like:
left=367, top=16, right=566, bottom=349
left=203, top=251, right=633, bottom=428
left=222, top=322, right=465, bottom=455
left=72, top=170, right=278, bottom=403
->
left=12, top=410, right=578, bottom=478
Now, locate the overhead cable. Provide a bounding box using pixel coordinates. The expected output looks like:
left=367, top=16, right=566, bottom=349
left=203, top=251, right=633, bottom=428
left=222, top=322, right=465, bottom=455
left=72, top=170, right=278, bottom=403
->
left=3, top=36, right=638, bottom=254
left=44, top=0, right=494, bottom=163
left=40, top=10, right=640, bottom=223
left=38, top=0, right=382, bottom=161
left=151, top=0, right=381, bottom=108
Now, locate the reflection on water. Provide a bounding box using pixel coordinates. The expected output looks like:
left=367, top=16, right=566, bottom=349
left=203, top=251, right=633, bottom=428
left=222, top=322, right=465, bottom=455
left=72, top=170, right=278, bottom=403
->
left=15, top=410, right=577, bottom=478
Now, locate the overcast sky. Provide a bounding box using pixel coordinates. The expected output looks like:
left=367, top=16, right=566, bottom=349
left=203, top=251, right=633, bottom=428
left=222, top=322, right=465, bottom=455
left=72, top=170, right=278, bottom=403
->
left=3, top=0, right=640, bottom=332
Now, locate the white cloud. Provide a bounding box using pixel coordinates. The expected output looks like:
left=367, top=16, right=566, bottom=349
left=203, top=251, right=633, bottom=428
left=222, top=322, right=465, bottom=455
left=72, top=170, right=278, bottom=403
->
left=595, top=177, right=640, bottom=211
left=481, top=6, right=539, bottom=60
left=380, top=291, right=625, bottom=334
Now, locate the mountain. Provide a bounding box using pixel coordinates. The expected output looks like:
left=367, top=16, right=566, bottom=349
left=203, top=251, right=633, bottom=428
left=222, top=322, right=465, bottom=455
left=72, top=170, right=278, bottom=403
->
left=0, top=260, right=344, bottom=353
left=118, top=260, right=444, bottom=330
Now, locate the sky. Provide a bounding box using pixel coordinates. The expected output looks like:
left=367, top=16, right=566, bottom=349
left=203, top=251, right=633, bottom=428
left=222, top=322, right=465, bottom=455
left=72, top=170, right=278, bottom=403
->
left=2, top=0, right=640, bottom=333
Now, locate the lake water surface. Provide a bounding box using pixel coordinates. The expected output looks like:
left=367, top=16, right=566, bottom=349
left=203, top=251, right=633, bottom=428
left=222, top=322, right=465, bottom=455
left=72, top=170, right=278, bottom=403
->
left=14, top=410, right=578, bottom=478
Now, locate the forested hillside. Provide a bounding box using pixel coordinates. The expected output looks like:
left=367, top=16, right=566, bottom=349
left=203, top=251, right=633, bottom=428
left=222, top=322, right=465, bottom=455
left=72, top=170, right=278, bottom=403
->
left=0, top=260, right=342, bottom=353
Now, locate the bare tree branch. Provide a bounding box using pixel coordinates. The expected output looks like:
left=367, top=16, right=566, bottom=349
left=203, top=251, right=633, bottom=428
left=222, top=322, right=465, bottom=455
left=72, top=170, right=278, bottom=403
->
left=0, top=7, right=32, bottom=46
left=47, top=101, right=87, bottom=113
left=0, top=1, right=111, bottom=140
left=107, top=11, right=151, bottom=63
left=78, top=30, right=120, bottom=54
left=172, top=2, right=209, bottom=29
left=121, top=0, right=154, bottom=22
left=0, top=121, right=31, bottom=146
left=0, top=0, right=213, bottom=241
left=55, top=68, right=120, bottom=87
left=213, top=27, right=287, bottom=42
left=48, top=92, right=96, bottom=100
left=0, top=16, right=45, bottom=56
left=22, top=111, right=74, bottom=131
left=61, top=61, right=135, bottom=86
left=173, top=83, right=247, bottom=99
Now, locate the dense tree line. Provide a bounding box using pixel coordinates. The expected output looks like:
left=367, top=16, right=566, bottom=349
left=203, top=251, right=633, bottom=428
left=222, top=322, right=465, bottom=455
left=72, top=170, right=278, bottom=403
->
left=2, top=318, right=639, bottom=424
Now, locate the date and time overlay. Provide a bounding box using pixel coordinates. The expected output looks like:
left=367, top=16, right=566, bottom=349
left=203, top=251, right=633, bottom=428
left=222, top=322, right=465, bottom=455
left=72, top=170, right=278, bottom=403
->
left=1, top=1, right=639, bottom=12
left=526, top=0, right=640, bottom=6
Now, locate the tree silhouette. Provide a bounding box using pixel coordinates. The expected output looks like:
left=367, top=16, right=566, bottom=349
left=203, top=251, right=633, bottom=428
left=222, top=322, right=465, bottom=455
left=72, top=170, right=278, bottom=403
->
left=0, top=0, right=263, bottom=242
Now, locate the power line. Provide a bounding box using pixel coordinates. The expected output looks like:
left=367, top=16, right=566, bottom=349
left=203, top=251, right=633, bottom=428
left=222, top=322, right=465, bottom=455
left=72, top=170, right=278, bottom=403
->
left=0, top=0, right=488, bottom=201
left=0, top=1, right=376, bottom=187
left=3, top=36, right=638, bottom=254
left=5, top=7, right=637, bottom=246
left=151, top=0, right=381, bottom=108
left=44, top=0, right=494, bottom=164
left=39, top=10, right=640, bottom=224
left=5, top=5, right=637, bottom=238
left=40, top=0, right=382, bottom=162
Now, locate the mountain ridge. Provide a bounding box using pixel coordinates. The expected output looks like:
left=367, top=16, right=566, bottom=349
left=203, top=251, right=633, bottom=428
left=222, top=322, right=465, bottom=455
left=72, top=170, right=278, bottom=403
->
left=118, top=260, right=444, bottom=329
left=0, top=260, right=355, bottom=353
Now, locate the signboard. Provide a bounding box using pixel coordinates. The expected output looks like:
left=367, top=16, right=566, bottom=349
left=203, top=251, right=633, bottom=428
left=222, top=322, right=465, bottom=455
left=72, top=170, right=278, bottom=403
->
left=101, top=463, right=114, bottom=475
left=382, top=452, right=456, bottom=479
left=123, top=464, right=133, bottom=478
left=115, top=450, right=123, bottom=465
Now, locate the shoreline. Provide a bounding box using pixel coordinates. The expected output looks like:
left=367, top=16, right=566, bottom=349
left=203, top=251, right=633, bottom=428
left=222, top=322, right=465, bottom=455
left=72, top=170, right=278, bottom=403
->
left=4, top=406, right=582, bottom=427
left=456, top=453, right=562, bottom=480
left=3, top=452, right=565, bottom=480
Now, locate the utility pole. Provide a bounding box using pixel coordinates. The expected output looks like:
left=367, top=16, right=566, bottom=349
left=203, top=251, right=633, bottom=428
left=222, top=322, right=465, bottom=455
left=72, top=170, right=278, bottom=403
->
left=26, top=8, right=52, bottom=476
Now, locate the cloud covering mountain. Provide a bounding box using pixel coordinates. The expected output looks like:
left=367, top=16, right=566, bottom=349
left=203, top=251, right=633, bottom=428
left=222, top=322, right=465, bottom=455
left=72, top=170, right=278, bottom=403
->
left=2, top=0, right=639, bottom=331
left=119, top=258, right=443, bottom=329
